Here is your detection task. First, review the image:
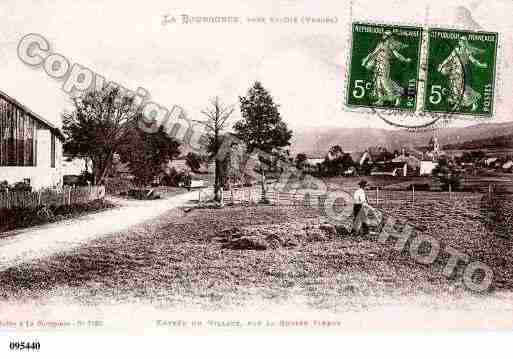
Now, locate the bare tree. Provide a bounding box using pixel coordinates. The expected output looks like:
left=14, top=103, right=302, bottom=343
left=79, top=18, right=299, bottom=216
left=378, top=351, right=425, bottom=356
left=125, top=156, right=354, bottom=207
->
left=196, top=97, right=234, bottom=202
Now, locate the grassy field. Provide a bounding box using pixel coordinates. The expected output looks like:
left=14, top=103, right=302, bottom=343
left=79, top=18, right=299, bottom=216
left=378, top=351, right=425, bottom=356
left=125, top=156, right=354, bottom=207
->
left=326, top=174, right=513, bottom=193
left=0, top=189, right=511, bottom=311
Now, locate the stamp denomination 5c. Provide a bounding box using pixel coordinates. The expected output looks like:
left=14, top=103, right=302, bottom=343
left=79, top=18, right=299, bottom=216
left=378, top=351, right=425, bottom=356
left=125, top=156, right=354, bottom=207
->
left=346, top=22, right=422, bottom=111
left=424, top=29, right=498, bottom=116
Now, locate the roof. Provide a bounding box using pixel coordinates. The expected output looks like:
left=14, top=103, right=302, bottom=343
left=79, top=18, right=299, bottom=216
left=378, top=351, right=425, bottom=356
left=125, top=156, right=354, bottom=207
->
left=0, top=89, right=65, bottom=141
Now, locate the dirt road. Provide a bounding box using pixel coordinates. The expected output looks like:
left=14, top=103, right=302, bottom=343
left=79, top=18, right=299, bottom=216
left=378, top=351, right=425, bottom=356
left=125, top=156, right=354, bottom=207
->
left=0, top=189, right=207, bottom=271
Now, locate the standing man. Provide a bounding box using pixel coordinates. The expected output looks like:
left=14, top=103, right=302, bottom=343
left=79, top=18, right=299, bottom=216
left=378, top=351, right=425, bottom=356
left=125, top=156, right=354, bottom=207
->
left=352, top=180, right=369, bottom=235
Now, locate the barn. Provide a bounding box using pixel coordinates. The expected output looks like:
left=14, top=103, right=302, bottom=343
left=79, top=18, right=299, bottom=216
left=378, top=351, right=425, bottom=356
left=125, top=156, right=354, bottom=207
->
left=0, top=90, right=64, bottom=189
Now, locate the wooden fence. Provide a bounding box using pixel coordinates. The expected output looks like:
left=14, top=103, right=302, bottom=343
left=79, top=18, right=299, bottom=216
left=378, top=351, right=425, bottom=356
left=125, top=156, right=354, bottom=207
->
left=223, top=186, right=485, bottom=207
left=0, top=186, right=105, bottom=210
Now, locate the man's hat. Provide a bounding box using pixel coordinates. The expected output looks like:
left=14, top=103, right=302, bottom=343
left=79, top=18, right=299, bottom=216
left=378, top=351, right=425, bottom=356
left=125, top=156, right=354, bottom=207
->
left=358, top=180, right=368, bottom=187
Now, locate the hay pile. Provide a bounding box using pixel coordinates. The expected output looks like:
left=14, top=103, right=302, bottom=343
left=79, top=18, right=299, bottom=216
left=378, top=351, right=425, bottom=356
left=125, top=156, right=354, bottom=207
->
left=213, top=221, right=351, bottom=251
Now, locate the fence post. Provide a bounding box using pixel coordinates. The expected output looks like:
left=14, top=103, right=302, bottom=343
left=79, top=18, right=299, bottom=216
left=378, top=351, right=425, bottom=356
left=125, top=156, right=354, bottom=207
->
left=412, top=185, right=415, bottom=205
left=68, top=186, right=72, bottom=205
left=304, top=192, right=311, bottom=208
left=376, top=187, right=379, bottom=205
left=449, top=183, right=452, bottom=200
left=488, top=184, right=494, bottom=201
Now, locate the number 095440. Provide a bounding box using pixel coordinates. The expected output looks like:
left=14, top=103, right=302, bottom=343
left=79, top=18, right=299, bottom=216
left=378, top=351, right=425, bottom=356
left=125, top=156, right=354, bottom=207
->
left=9, top=341, right=41, bottom=351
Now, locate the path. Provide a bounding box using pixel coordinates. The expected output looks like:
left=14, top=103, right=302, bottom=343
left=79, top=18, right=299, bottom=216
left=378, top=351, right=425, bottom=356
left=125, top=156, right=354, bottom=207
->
left=0, top=188, right=210, bottom=271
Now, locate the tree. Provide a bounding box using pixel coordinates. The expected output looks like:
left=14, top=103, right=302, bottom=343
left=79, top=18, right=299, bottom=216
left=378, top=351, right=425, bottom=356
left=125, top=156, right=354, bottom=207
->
left=341, top=153, right=355, bottom=169
left=360, top=157, right=373, bottom=176
left=197, top=97, right=234, bottom=202
left=235, top=82, right=292, bottom=200
left=118, top=120, right=181, bottom=187
left=235, top=82, right=292, bottom=153
left=62, top=88, right=139, bottom=185
left=328, top=145, right=344, bottom=159
left=185, top=152, right=204, bottom=173
left=295, top=153, right=308, bottom=170
left=322, top=145, right=355, bottom=176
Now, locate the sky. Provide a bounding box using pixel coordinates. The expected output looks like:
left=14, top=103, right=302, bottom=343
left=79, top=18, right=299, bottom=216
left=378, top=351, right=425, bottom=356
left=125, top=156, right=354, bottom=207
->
left=0, top=0, right=512, bottom=134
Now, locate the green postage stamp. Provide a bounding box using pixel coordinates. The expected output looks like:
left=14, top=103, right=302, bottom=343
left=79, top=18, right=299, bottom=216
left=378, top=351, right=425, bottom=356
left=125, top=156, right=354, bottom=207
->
left=346, top=23, right=423, bottom=111
left=424, top=29, right=498, bottom=116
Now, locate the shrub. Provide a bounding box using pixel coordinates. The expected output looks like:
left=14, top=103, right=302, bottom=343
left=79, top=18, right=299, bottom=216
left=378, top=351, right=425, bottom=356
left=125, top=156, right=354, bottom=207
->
left=0, top=199, right=115, bottom=233
left=0, top=180, right=33, bottom=192
left=63, top=171, right=94, bottom=187
left=161, top=169, right=190, bottom=187
left=12, top=181, right=32, bottom=192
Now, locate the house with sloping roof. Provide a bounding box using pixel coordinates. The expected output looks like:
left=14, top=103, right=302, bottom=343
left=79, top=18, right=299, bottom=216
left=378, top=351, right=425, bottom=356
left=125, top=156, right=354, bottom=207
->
left=420, top=161, right=438, bottom=176
left=392, top=153, right=421, bottom=172
left=0, top=90, right=64, bottom=189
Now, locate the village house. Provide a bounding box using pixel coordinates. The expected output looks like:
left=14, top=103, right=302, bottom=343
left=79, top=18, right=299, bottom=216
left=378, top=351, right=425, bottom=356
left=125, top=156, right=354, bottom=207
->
left=420, top=160, right=438, bottom=176
left=0, top=90, right=64, bottom=189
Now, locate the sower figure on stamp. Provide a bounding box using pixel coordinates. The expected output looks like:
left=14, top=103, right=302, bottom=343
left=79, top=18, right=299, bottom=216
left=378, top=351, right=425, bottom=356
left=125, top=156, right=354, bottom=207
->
left=352, top=180, right=369, bottom=235
left=361, top=30, right=411, bottom=107
left=438, top=35, right=488, bottom=112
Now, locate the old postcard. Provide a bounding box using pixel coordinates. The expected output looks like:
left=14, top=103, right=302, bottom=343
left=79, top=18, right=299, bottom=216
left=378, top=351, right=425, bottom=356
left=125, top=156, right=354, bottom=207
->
left=1, top=0, right=513, bottom=356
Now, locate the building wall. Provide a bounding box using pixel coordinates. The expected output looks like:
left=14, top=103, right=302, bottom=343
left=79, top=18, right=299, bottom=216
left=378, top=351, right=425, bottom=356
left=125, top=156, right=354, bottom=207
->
left=420, top=161, right=438, bottom=176
left=0, top=126, right=63, bottom=189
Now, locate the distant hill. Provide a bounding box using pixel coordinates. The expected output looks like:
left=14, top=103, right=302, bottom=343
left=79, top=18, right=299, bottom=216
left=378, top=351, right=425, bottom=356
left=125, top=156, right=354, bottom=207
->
left=444, top=134, right=513, bottom=150
left=291, top=121, right=513, bottom=157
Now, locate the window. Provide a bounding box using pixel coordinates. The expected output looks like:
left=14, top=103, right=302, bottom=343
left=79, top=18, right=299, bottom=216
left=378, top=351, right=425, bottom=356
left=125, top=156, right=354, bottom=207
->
left=0, top=99, right=37, bottom=167
left=51, top=133, right=55, bottom=168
